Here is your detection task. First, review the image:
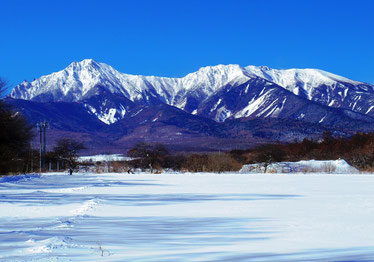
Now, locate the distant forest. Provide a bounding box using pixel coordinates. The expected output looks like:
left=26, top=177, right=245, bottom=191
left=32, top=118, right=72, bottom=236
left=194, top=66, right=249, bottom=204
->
left=125, top=132, right=374, bottom=173
left=230, top=132, right=374, bottom=171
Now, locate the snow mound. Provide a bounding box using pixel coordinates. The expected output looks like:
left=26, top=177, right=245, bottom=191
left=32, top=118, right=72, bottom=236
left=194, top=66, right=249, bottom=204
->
left=25, top=236, right=75, bottom=254
left=77, top=154, right=132, bottom=162
left=71, top=199, right=99, bottom=216
left=239, top=159, right=359, bottom=174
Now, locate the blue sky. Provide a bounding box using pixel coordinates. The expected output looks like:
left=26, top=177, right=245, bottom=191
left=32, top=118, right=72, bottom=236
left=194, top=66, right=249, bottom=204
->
left=1, top=0, right=373, bottom=92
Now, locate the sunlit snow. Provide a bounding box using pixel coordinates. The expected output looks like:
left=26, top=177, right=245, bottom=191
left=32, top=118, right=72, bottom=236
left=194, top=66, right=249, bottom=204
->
left=1, top=172, right=374, bottom=261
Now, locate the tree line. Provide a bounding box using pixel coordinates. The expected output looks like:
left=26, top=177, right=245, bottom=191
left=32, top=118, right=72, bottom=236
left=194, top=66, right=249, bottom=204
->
left=126, top=142, right=242, bottom=173
left=126, top=132, right=373, bottom=173
left=230, top=131, right=374, bottom=171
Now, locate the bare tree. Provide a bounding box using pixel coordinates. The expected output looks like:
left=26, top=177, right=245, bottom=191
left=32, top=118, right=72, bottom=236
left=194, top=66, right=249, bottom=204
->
left=251, top=145, right=285, bottom=173
left=53, top=138, right=85, bottom=175
left=127, top=143, right=169, bottom=172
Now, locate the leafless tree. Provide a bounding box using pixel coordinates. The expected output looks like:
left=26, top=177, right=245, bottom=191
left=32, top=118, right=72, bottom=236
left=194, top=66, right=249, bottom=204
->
left=53, top=138, right=85, bottom=174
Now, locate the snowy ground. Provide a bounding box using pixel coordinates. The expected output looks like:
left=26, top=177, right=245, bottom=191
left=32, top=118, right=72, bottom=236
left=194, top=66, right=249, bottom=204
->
left=240, top=159, right=359, bottom=174
left=1, top=172, right=374, bottom=261
left=77, top=154, right=133, bottom=163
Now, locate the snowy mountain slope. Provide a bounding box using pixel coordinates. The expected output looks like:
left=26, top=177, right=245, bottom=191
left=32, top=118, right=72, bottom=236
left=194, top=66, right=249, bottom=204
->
left=10, top=59, right=176, bottom=104
left=10, top=60, right=251, bottom=123
left=81, top=87, right=136, bottom=125
left=5, top=98, right=106, bottom=132
left=195, top=78, right=374, bottom=127
left=10, top=60, right=248, bottom=104
left=9, top=59, right=374, bottom=125
left=172, top=64, right=249, bottom=112
left=245, top=66, right=374, bottom=117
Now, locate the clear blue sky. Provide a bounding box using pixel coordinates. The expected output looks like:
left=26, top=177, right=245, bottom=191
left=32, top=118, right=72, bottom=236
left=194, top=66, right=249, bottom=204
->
left=1, top=0, right=373, bottom=93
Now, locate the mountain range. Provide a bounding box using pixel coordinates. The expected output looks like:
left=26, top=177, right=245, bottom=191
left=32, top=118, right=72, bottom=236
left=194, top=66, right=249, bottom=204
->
left=6, top=59, right=374, bottom=153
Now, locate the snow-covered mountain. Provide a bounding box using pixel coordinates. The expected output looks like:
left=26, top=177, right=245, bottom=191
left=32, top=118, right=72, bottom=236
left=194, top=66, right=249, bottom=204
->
left=245, top=66, right=374, bottom=118
left=10, top=59, right=374, bottom=125
left=10, top=59, right=248, bottom=104
left=10, top=60, right=251, bottom=123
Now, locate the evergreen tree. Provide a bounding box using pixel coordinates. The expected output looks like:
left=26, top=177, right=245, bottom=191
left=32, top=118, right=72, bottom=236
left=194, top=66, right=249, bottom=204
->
left=0, top=78, right=34, bottom=174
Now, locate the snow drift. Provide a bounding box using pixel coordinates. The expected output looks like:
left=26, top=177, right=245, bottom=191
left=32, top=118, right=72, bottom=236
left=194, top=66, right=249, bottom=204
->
left=239, top=159, right=359, bottom=174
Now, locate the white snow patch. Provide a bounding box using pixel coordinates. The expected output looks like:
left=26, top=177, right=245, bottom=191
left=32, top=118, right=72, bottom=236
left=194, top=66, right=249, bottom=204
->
left=366, top=105, right=374, bottom=114
left=298, top=113, right=305, bottom=119
left=211, top=98, right=222, bottom=112
left=71, top=199, right=99, bottom=216
left=240, top=159, right=359, bottom=174
left=351, top=95, right=362, bottom=110
left=119, top=104, right=127, bottom=118
left=78, top=154, right=132, bottom=162
left=244, top=83, right=250, bottom=94
left=24, top=237, right=75, bottom=254
left=131, top=108, right=143, bottom=117
left=215, top=106, right=232, bottom=122
left=41, top=186, right=87, bottom=194
left=319, top=115, right=327, bottom=123
left=98, top=108, right=117, bottom=125
left=234, top=95, right=267, bottom=118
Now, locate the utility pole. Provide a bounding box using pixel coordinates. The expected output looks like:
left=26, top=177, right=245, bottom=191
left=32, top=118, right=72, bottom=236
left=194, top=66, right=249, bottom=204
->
left=30, top=142, right=33, bottom=173
left=37, top=123, right=42, bottom=173
left=43, top=123, right=47, bottom=165
left=37, top=121, right=48, bottom=173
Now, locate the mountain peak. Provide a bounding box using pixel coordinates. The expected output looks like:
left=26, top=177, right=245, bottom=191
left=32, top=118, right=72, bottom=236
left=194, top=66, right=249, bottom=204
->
left=194, top=64, right=243, bottom=74
left=9, top=61, right=374, bottom=124
left=67, top=58, right=101, bottom=71
left=81, top=58, right=96, bottom=63
left=74, top=58, right=98, bottom=65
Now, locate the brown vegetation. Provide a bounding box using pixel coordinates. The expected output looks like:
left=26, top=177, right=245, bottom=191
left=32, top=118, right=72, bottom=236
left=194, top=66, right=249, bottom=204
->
left=126, top=143, right=241, bottom=173
left=181, top=153, right=241, bottom=173
left=230, top=131, right=374, bottom=171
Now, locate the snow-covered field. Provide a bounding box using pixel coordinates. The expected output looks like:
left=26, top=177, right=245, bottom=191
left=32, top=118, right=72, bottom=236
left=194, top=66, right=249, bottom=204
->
left=1, top=172, right=374, bottom=261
